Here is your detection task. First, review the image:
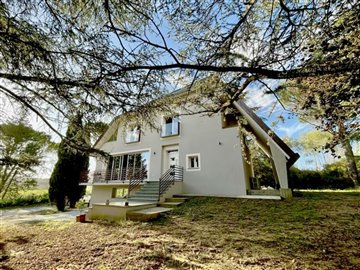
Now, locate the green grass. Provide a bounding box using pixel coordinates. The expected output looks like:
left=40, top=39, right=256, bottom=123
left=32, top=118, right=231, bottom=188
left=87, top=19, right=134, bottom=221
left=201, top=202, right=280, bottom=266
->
left=151, top=191, right=360, bottom=269
left=0, top=189, right=49, bottom=208
left=1, top=190, right=359, bottom=269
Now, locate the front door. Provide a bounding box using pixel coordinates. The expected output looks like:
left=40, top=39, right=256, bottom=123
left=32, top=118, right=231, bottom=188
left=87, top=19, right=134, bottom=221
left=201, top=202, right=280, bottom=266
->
left=168, top=150, right=179, bottom=168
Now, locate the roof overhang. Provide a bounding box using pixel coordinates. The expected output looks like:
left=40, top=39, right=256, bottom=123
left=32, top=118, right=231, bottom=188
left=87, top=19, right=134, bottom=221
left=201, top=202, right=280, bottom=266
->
left=232, top=99, right=299, bottom=168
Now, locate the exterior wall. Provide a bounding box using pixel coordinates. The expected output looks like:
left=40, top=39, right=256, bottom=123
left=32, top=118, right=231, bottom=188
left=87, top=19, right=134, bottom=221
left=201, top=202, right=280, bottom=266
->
left=90, top=186, right=113, bottom=204
left=159, top=182, right=183, bottom=202
left=90, top=185, right=142, bottom=206
left=180, top=114, right=246, bottom=196
left=96, top=111, right=248, bottom=197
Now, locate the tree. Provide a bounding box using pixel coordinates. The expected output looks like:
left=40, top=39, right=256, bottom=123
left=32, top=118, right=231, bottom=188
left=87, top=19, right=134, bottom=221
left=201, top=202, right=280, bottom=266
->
left=0, top=121, right=53, bottom=199
left=0, top=0, right=358, bottom=150
left=285, top=130, right=333, bottom=170
left=49, top=114, right=89, bottom=211
left=277, top=5, right=359, bottom=185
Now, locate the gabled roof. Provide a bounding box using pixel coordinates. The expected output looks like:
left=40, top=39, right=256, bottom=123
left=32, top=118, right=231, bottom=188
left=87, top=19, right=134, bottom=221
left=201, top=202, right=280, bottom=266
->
left=233, top=99, right=299, bottom=167
left=93, top=115, right=122, bottom=149
left=94, top=86, right=299, bottom=169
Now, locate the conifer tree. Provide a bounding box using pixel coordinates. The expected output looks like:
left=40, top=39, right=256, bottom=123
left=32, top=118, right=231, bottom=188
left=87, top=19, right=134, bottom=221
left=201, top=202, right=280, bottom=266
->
left=49, top=114, right=89, bottom=211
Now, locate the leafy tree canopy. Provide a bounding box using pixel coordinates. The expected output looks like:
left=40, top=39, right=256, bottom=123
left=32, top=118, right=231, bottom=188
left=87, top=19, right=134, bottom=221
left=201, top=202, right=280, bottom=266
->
left=0, top=0, right=358, bottom=150
left=276, top=4, right=359, bottom=184
left=0, top=121, right=54, bottom=198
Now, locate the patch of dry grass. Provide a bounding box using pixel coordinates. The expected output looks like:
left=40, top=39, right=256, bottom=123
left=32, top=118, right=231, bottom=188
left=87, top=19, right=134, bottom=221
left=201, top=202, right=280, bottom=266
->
left=1, top=191, right=359, bottom=269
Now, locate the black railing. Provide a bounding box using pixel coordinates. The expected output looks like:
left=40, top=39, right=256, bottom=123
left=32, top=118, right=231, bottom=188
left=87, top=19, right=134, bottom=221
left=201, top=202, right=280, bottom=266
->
left=128, top=168, right=148, bottom=197
left=79, top=170, right=89, bottom=183
left=158, top=165, right=183, bottom=200
left=90, top=167, right=147, bottom=183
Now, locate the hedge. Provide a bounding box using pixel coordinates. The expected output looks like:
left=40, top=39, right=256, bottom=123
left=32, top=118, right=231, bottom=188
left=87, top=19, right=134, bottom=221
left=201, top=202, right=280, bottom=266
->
left=289, top=167, right=355, bottom=190
left=0, top=192, right=49, bottom=208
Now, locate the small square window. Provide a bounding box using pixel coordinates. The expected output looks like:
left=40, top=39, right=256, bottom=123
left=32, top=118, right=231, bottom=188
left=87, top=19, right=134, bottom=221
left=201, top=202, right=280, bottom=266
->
left=221, top=112, right=238, bottom=129
left=125, top=127, right=140, bottom=143
left=186, top=153, right=201, bottom=171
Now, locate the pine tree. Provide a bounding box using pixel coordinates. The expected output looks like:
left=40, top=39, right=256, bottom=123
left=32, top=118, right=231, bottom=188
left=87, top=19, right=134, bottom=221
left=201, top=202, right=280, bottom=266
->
left=49, top=114, right=89, bottom=211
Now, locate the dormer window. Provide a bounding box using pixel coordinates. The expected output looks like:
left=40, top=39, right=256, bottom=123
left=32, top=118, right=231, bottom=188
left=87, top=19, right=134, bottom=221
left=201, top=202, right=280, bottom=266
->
left=125, top=127, right=140, bottom=143
left=161, top=116, right=180, bottom=137
left=221, top=112, right=239, bottom=129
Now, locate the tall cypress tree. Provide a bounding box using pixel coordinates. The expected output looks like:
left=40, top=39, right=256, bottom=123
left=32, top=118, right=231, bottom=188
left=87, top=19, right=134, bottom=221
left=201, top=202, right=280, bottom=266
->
left=49, top=114, right=89, bottom=211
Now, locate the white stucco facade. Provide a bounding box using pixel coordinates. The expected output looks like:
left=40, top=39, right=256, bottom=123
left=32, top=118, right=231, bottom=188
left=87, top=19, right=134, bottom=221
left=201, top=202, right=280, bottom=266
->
left=94, top=111, right=249, bottom=197
left=85, top=97, right=299, bottom=216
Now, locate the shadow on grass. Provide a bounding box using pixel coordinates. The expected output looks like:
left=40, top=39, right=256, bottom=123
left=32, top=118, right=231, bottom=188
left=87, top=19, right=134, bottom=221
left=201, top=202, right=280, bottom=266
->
left=5, top=235, right=29, bottom=245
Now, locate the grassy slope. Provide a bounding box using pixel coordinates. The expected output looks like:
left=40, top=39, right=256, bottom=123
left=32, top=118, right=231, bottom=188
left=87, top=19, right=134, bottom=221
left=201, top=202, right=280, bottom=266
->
left=1, top=191, right=359, bottom=270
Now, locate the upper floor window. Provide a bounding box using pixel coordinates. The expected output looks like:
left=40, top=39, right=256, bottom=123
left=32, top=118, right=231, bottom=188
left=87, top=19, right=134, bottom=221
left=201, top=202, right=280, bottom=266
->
left=221, top=112, right=239, bottom=129
left=125, top=127, right=140, bottom=143
left=161, top=116, right=180, bottom=137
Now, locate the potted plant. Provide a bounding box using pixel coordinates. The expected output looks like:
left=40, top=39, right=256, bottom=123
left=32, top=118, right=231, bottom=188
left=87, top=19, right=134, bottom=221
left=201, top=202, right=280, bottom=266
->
left=75, top=199, right=86, bottom=223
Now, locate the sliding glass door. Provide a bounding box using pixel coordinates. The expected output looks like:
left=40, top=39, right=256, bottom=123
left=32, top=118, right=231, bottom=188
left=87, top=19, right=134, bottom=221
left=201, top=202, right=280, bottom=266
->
left=106, top=151, right=149, bottom=181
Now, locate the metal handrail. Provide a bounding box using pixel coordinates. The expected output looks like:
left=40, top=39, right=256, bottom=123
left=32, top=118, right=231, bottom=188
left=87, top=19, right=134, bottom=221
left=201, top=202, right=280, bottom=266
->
left=158, top=165, right=183, bottom=200
left=90, top=167, right=147, bottom=183
left=128, top=167, right=147, bottom=197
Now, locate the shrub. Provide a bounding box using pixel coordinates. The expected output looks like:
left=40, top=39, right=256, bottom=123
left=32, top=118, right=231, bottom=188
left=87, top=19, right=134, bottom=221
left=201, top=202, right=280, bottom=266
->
left=289, top=167, right=355, bottom=190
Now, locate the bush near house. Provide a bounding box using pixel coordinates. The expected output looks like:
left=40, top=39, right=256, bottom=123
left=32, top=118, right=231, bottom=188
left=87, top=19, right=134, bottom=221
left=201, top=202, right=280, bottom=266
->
left=289, top=167, right=355, bottom=190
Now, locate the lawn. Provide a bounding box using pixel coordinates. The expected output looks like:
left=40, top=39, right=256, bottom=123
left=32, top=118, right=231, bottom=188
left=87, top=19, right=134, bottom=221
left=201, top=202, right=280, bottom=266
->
left=1, top=191, right=359, bottom=270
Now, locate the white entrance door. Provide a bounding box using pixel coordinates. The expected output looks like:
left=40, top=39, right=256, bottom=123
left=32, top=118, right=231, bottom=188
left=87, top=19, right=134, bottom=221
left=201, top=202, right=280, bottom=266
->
left=168, top=150, right=179, bottom=168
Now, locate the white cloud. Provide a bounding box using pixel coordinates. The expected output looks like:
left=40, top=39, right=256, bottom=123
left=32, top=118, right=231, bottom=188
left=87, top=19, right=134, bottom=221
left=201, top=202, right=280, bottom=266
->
left=277, top=122, right=310, bottom=138
left=245, top=89, right=276, bottom=109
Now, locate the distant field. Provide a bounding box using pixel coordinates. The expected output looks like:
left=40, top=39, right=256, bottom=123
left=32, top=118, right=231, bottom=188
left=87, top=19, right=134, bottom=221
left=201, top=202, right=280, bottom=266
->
left=34, top=178, right=50, bottom=189
left=1, top=190, right=359, bottom=269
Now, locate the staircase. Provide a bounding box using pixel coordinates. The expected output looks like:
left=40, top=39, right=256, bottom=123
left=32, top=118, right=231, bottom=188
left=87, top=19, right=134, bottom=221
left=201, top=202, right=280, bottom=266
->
left=129, top=166, right=184, bottom=202
left=128, top=181, right=160, bottom=202
left=127, top=196, right=188, bottom=221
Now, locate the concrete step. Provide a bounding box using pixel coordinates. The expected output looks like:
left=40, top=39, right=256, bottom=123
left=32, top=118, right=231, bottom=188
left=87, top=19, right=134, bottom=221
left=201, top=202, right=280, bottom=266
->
left=129, top=197, right=158, bottom=202
left=134, top=194, right=158, bottom=198
left=165, top=197, right=188, bottom=203
left=135, top=190, right=159, bottom=194
left=248, top=189, right=280, bottom=196
left=144, top=182, right=159, bottom=186
left=127, top=207, right=172, bottom=222
left=138, top=188, right=159, bottom=192
left=157, top=201, right=183, bottom=208
left=132, top=192, right=159, bottom=196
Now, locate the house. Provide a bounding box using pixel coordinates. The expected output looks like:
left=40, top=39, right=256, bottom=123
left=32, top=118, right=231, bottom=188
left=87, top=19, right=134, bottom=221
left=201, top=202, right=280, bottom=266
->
left=81, top=88, right=299, bottom=220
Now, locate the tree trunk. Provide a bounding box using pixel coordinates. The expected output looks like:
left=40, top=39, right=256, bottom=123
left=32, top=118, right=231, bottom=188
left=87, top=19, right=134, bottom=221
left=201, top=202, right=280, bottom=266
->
left=1, top=168, right=18, bottom=199
left=342, top=139, right=359, bottom=186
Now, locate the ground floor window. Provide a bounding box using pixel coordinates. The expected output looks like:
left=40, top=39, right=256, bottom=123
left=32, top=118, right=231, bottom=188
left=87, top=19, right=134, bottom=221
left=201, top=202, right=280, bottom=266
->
left=186, top=153, right=200, bottom=171
left=106, top=151, right=150, bottom=181
left=111, top=188, right=128, bottom=198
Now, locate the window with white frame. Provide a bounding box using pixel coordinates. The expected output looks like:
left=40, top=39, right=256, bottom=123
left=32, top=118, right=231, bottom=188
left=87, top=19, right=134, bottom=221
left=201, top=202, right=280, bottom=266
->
left=186, top=153, right=200, bottom=171
left=125, top=127, right=140, bottom=143
left=161, top=116, right=180, bottom=137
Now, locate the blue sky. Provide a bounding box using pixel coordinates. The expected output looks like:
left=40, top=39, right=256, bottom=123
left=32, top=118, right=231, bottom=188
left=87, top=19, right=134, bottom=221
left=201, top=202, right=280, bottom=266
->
left=243, top=85, right=320, bottom=169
